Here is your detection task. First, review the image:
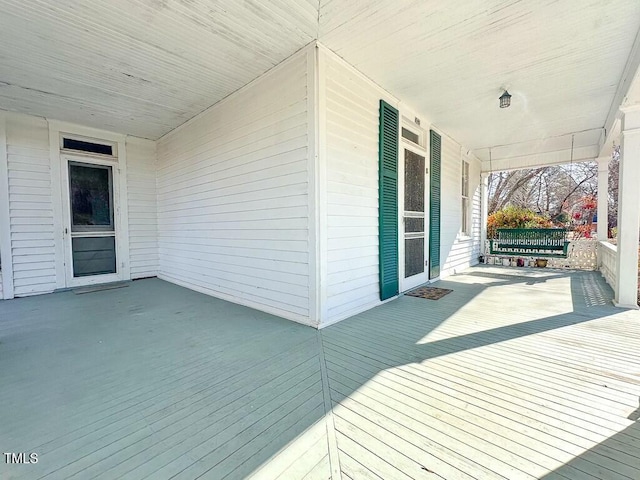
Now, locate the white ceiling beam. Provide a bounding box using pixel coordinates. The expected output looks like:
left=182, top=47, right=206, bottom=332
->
left=480, top=144, right=599, bottom=173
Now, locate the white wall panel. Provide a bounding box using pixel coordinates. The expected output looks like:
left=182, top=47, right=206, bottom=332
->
left=439, top=135, right=482, bottom=277
left=5, top=113, right=56, bottom=296
left=0, top=112, right=7, bottom=299
left=126, top=137, right=158, bottom=279
left=321, top=49, right=395, bottom=324
left=156, top=49, right=311, bottom=324
left=320, top=47, right=481, bottom=326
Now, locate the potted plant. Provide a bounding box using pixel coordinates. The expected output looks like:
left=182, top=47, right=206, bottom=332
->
left=536, top=258, right=548, bottom=268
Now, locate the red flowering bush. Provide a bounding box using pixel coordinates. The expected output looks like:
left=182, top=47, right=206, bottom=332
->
left=573, top=224, right=593, bottom=239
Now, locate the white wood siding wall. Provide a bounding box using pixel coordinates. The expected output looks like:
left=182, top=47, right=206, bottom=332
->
left=440, top=135, right=482, bottom=277
left=0, top=111, right=158, bottom=298
left=126, top=137, right=158, bottom=279
left=156, top=50, right=311, bottom=324
left=6, top=113, right=57, bottom=296
left=319, top=47, right=481, bottom=326
left=321, top=49, right=395, bottom=324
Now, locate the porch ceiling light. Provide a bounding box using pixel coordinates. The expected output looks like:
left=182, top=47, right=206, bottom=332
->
left=499, top=90, right=512, bottom=108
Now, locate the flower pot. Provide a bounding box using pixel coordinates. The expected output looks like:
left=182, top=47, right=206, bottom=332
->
left=536, top=258, right=548, bottom=268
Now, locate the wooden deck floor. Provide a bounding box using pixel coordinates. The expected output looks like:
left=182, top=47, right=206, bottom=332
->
left=1, top=266, right=639, bottom=479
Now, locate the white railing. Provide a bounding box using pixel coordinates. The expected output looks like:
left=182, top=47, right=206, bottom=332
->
left=483, top=239, right=599, bottom=270
left=598, top=241, right=617, bottom=293
left=547, top=239, right=598, bottom=269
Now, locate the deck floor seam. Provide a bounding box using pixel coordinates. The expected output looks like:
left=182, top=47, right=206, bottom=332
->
left=317, top=331, right=342, bottom=480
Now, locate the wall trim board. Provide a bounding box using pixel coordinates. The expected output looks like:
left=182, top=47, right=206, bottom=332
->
left=307, top=42, right=322, bottom=325
left=316, top=45, right=329, bottom=324
left=0, top=112, right=14, bottom=299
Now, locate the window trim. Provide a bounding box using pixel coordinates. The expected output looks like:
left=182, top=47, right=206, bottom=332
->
left=461, top=159, right=470, bottom=236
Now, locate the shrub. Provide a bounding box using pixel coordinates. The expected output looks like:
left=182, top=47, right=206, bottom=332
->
left=573, top=224, right=593, bottom=239
left=487, top=206, right=552, bottom=239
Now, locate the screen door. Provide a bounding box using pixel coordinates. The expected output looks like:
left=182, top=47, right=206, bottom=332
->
left=400, top=148, right=428, bottom=291
left=67, top=161, right=117, bottom=279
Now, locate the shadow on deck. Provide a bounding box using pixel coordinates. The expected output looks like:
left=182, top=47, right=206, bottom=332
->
left=1, top=266, right=639, bottom=479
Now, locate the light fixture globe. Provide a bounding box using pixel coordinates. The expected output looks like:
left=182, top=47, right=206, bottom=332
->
left=499, top=90, right=512, bottom=108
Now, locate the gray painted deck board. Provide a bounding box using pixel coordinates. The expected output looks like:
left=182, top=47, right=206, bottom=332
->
left=2, top=268, right=640, bottom=479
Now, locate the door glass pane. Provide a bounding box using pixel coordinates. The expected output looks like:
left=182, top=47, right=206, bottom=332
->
left=72, top=236, right=116, bottom=277
left=404, top=150, right=425, bottom=212
left=405, top=237, right=424, bottom=278
left=69, top=163, right=113, bottom=231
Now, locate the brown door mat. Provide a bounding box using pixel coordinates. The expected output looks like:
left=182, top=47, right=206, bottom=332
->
left=73, top=282, right=129, bottom=294
left=405, top=286, right=453, bottom=300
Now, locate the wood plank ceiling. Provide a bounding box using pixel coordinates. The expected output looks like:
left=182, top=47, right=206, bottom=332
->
left=0, top=0, right=639, bottom=160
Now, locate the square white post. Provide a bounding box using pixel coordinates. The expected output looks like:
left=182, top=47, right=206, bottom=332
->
left=597, top=157, right=610, bottom=241
left=480, top=172, right=489, bottom=256
left=615, top=106, right=640, bottom=308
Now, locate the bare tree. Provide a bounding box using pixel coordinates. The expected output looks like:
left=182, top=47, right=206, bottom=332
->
left=488, top=161, right=598, bottom=220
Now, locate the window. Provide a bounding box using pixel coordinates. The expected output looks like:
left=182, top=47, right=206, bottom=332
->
left=63, top=138, right=113, bottom=155
left=61, top=135, right=117, bottom=157
left=461, top=160, right=470, bottom=235
left=401, top=127, right=420, bottom=145
left=401, top=120, right=425, bottom=149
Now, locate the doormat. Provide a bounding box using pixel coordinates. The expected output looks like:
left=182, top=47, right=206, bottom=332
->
left=405, top=286, right=453, bottom=300
left=73, top=282, right=129, bottom=295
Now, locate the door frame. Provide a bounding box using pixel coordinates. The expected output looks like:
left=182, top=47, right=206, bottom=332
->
left=49, top=121, right=130, bottom=289
left=61, top=153, right=124, bottom=287
left=398, top=119, right=429, bottom=292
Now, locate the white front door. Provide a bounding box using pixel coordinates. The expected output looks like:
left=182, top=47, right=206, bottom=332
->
left=61, top=155, right=122, bottom=287
left=399, top=145, right=429, bottom=292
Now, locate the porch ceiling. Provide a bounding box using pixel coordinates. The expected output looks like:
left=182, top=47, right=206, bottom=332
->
left=1, top=1, right=639, bottom=161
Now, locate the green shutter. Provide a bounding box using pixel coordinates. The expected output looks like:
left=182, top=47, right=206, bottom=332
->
left=429, top=130, right=441, bottom=279
left=378, top=100, right=399, bottom=300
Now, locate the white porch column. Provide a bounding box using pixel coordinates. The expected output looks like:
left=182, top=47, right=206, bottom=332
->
left=597, top=157, right=610, bottom=241
left=480, top=172, right=489, bottom=255
left=615, top=106, right=640, bottom=308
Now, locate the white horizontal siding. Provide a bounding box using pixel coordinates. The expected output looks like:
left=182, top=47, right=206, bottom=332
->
left=156, top=50, right=311, bottom=323
left=440, top=135, right=482, bottom=277
left=320, top=47, right=482, bottom=326
left=6, top=113, right=56, bottom=296
left=322, top=49, right=397, bottom=324
left=126, top=137, right=158, bottom=279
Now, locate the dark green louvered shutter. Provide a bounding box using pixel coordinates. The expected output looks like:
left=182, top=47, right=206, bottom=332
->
left=429, top=130, right=441, bottom=279
left=378, top=100, right=399, bottom=300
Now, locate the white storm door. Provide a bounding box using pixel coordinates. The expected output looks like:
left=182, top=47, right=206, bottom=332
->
left=399, top=147, right=428, bottom=292
left=62, top=156, right=122, bottom=287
